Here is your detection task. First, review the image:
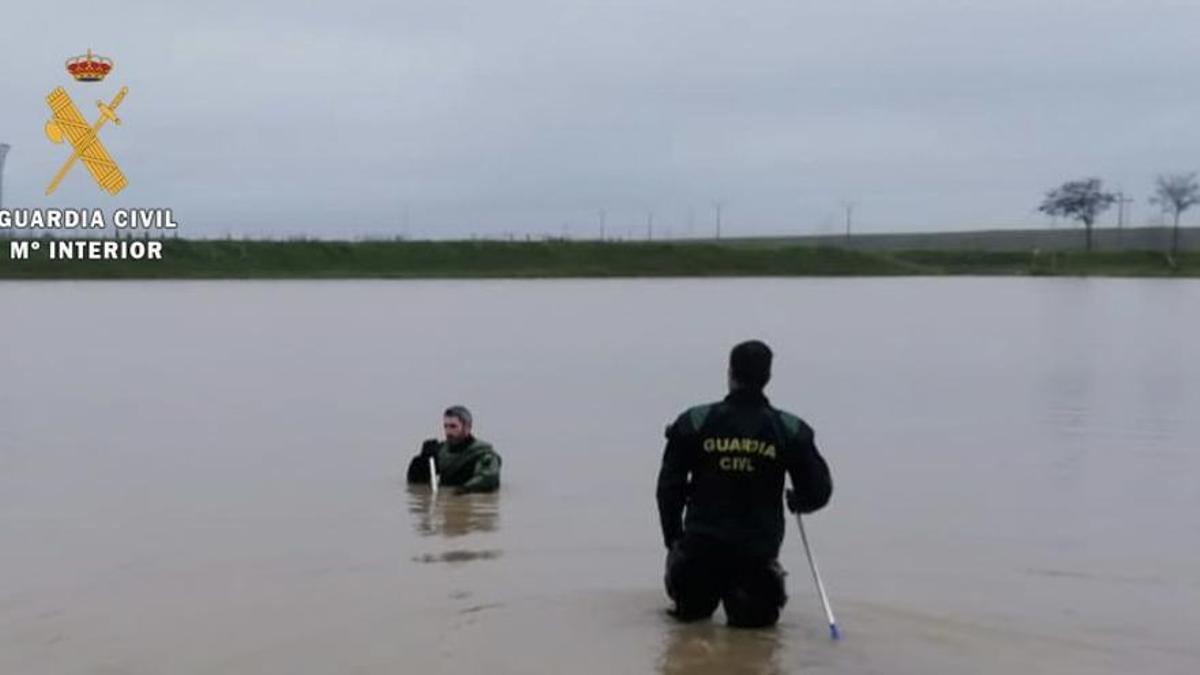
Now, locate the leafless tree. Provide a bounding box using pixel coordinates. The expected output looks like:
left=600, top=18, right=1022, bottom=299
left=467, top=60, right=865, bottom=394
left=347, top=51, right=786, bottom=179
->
left=1038, top=178, right=1117, bottom=251
left=1150, top=172, right=1199, bottom=254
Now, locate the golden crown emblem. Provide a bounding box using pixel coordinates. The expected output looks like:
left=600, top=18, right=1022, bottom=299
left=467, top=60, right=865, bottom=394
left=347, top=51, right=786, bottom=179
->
left=65, top=49, right=113, bottom=82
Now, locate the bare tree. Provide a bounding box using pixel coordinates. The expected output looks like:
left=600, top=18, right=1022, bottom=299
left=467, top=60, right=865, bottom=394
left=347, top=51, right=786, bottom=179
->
left=1150, top=172, right=1199, bottom=254
left=1038, top=178, right=1117, bottom=251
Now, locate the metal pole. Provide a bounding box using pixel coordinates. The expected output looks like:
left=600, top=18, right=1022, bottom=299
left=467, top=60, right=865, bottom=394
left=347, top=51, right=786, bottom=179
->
left=796, top=512, right=840, bottom=640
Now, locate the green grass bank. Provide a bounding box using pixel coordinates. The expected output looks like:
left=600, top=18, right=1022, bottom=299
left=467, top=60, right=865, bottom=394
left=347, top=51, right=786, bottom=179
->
left=1, top=238, right=1197, bottom=279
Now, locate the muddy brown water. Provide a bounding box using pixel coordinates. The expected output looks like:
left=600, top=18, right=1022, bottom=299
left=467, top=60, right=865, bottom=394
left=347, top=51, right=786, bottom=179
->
left=2, top=279, right=1198, bottom=674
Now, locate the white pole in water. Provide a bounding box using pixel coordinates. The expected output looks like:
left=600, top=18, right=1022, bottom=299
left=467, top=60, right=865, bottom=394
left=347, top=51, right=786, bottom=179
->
left=429, top=457, right=439, bottom=494
left=796, top=513, right=840, bottom=640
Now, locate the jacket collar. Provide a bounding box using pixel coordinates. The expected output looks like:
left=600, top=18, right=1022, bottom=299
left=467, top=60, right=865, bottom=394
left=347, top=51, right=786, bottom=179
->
left=724, top=388, right=769, bottom=406
left=447, top=434, right=476, bottom=452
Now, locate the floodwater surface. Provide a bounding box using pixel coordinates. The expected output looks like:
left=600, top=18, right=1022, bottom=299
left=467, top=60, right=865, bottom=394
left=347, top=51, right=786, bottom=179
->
left=1, top=278, right=1198, bottom=674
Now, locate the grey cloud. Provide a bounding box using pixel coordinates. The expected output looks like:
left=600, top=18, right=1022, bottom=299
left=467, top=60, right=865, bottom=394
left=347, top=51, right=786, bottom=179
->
left=1, top=0, right=1197, bottom=238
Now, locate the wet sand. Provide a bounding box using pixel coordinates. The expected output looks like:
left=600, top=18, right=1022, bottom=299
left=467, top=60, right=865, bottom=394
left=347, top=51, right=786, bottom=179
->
left=2, top=279, right=1198, bottom=673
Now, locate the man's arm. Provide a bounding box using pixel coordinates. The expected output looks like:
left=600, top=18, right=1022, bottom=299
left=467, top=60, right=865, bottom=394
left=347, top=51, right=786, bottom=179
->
left=455, top=451, right=501, bottom=494
left=785, top=424, right=832, bottom=514
left=656, top=417, right=694, bottom=549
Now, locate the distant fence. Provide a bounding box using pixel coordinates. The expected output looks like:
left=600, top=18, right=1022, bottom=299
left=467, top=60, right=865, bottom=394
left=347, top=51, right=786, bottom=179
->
left=729, top=227, right=1199, bottom=252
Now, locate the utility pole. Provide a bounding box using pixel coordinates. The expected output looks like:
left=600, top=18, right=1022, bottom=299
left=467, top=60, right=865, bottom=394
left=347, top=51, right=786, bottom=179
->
left=1115, top=191, right=1134, bottom=229
left=714, top=201, right=724, bottom=239
left=646, top=209, right=654, bottom=241
left=1115, top=191, right=1133, bottom=248
left=0, top=143, right=10, bottom=213
left=598, top=209, right=607, bottom=241
left=842, top=201, right=856, bottom=242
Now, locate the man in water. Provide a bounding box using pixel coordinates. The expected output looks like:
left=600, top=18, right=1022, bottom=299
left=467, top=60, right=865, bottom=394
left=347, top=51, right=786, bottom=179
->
left=407, top=405, right=502, bottom=494
left=657, top=340, right=833, bottom=628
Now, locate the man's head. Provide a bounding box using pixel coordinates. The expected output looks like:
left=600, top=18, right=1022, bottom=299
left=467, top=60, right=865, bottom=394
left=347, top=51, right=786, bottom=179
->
left=443, top=405, right=473, bottom=444
left=728, top=340, right=773, bottom=391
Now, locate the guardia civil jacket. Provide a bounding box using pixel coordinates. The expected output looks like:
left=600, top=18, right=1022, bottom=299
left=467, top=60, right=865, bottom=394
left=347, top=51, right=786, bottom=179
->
left=656, top=389, right=832, bottom=559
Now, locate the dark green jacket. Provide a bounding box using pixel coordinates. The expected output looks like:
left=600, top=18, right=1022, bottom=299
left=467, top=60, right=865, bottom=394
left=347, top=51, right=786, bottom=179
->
left=407, top=436, right=502, bottom=493
left=656, top=389, right=832, bottom=559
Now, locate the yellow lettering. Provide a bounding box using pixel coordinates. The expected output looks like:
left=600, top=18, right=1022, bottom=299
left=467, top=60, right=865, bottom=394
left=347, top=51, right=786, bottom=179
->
left=706, top=437, right=777, bottom=460
left=717, top=456, right=755, bottom=472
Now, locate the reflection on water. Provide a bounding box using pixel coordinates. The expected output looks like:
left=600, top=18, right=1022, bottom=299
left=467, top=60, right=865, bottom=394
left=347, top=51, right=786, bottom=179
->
left=407, top=486, right=503, bottom=565
left=413, top=549, right=503, bottom=564
left=406, top=486, right=501, bottom=538
left=658, top=623, right=783, bottom=675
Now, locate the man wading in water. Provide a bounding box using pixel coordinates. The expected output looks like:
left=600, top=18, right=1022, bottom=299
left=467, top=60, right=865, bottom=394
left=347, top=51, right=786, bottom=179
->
left=657, top=341, right=832, bottom=627
left=407, top=406, right=502, bottom=494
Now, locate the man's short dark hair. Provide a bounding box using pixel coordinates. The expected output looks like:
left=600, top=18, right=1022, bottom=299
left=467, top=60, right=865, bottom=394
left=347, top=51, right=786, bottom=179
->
left=730, top=340, right=773, bottom=390
left=443, top=405, right=473, bottom=426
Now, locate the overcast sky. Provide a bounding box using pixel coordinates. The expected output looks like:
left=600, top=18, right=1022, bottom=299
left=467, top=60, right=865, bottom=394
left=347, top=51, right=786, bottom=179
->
left=1, top=0, right=1198, bottom=238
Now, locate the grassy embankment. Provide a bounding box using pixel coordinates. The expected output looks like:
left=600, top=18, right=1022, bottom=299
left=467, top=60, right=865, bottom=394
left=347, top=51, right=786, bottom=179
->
left=0, top=238, right=1196, bottom=279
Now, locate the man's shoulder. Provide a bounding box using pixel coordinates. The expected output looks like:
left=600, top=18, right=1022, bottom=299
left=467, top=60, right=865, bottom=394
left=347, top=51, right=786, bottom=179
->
left=667, top=401, right=722, bottom=437
left=469, top=438, right=499, bottom=455
left=769, top=407, right=814, bottom=439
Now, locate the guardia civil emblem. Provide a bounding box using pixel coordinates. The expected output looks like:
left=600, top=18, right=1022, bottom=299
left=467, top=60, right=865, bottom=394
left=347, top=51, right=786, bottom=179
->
left=44, top=49, right=129, bottom=196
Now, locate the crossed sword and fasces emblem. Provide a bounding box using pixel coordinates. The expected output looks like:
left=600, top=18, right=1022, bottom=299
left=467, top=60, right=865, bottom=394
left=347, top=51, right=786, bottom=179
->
left=44, top=86, right=129, bottom=196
